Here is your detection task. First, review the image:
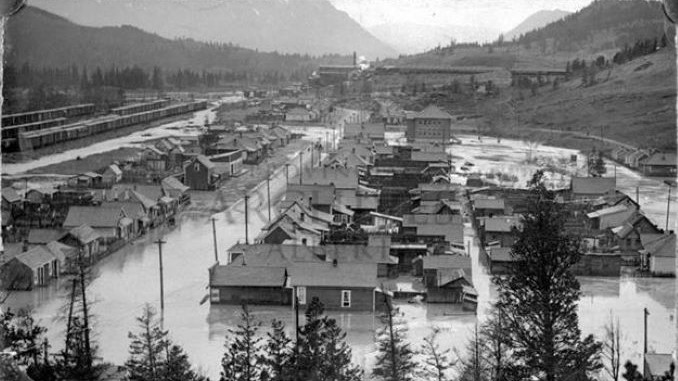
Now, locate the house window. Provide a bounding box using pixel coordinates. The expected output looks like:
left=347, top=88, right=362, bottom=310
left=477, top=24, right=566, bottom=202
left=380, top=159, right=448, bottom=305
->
left=341, top=290, right=351, bottom=308
left=302, top=238, right=308, bottom=246
left=210, top=288, right=220, bottom=302
left=194, top=163, right=200, bottom=172
left=297, top=286, right=307, bottom=305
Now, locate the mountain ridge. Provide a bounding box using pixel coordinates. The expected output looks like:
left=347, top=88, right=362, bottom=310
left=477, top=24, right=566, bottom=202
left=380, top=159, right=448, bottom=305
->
left=504, top=9, right=571, bottom=41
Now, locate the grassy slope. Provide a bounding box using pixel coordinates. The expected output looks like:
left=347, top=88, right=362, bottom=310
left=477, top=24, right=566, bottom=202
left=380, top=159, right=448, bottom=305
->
left=483, top=48, right=676, bottom=151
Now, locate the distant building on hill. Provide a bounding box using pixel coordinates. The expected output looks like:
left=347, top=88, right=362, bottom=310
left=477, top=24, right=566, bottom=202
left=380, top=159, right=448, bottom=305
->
left=405, top=105, right=453, bottom=143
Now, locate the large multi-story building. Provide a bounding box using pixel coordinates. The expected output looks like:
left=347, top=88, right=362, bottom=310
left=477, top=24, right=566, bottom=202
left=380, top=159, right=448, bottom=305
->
left=405, top=105, right=453, bottom=142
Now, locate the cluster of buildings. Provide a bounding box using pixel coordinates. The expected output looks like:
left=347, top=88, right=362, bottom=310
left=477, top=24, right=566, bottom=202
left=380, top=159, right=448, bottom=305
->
left=609, top=147, right=677, bottom=177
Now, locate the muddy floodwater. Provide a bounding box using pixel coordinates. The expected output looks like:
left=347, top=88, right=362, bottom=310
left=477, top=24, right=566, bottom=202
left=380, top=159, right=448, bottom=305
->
left=3, top=130, right=675, bottom=380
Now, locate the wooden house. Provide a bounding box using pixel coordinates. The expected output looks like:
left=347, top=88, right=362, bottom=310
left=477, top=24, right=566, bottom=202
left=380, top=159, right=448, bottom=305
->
left=25, top=187, right=57, bottom=205
left=63, top=205, right=132, bottom=242
left=640, top=234, right=676, bottom=276
left=480, top=217, right=521, bottom=247
left=414, top=254, right=471, bottom=286
left=209, top=265, right=289, bottom=305
left=59, top=224, right=103, bottom=262
left=640, top=153, right=677, bottom=177
left=184, top=155, right=220, bottom=191
left=473, top=198, right=507, bottom=217
left=401, top=214, right=464, bottom=246
left=586, top=204, right=637, bottom=231
left=27, top=229, right=66, bottom=246
left=426, top=268, right=475, bottom=304
left=487, top=247, right=522, bottom=275
left=643, top=353, right=674, bottom=380
left=102, top=164, right=123, bottom=185
left=608, top=214, right=661, bottom=255
left=315, top=244, right=398, bottom=278
left=0, top=245, right=60, bottom=290
left=570, top=177, right=616, bottom=200
left=285, top=184, right=335, bottom=213
left=67, top=172, right=103, bottom=189
left=141, top=146, right=168, bottom=171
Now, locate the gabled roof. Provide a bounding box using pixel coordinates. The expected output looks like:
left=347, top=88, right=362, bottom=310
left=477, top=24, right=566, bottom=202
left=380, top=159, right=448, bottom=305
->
left=402, top=214, right=463, bottom=227
left=488, top=247, right=517, bottom=262
left=210, top=266, right=287, bottom=288
left=2, top=187, right=21, bottom=203
left=193, top=155, right=215, bottom=169
left=641, top=234, right=676, bottom=258
left=586, top=204, right=631, bottom=219
left=14, top=246, right=55, bottom=269
left=102, top=201, right=147, bottom=219
left=228, top=244, right=324, bottom=266
left=46, top=241, right=77, bottom=263
left=421, top=254, right=471, bottom=270
left=571, top=177, right=616, bottom=195
left=288, top=262, right=377, bottom=288
left=484, top=217, right=521, bottom=232
left=27, top=229, right=66, bottom=244
left=64, top=206, right=125, bottom=228
left=436, top=268, right=472, bottom=287
left=303, top=168, right=358, bottom=189
left=105, top=164, right=123, bottom=176
left=336, top=194, right=379, bottom=211
left=161, top=176, right=190, bottom=193
left=613, top=214, right=659, bottom=238
left=66, top=224, right=101, bottom=244
left=333, top=202, right=355, bottom=216
left=318, top=245, right=397, bottom=265
left=413, top=105, right=453, bottom=120
left=642, top=153, right=677, bottom=167
left=474, top=198, right=505, bottom=210
left=285, top=184, right=335, bottom=206
left=410, top=151, right=448, bottom=162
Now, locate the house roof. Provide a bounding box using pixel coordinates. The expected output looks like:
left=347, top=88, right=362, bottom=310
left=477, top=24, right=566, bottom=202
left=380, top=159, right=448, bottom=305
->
left=287, top=107, right=310, bottom=115
left=641, top=234, right=676, bottom=258
left=410, top=151, right=448, bottom=162
left=162, top=176, right=190, bottom=193
left=14, top=246, right=55, bottom=269
left=413, top=105, right=453, bottom=119
left=488, top=247, right=517, bottom=262
left=369, top=211, right=403, bottom=222
left=2, top=187, right=21, bottom=203
left=333, top=202, right=355, bottom=216
left=288, top=262, right=377, bottom=288
left=64, top=206, right=125, bottom=228
left=484, top=217, right=521, bottom=233
left=402, top=214, right=463, bottom=227
left=285, top=184, right=335, bottom=206
left=102, top=201, right=146, bottom=219
left=474, top=198, right=505, bottom=210
left=194, top=155, right=215, bottom=169
left=46, top=241, right=77, bottom=263
left=374, top=145, right=394, bottom=155
left=586, top=204, right=631, bottom=219
left=571, top=177, right=616, bottom=195
left=27, top=229, right=66, bottom=244
left=613, top=214, right=658, bottom=238
left=436, top=268, right=472, bottom=287
left=422, top=254, right=471, bottom=270
left=318, top=245, right=397, bottom=265
left=303, top=168, right=358, bottom=189
left=644, top=354, right=674, bottom=377
left=67, top=224, right=101, bottom=244
left=106, top=164, right=123, bottom=176
left=642, top=153, right=677, bottom=167
left=228, top=244, right=324, bottom=267
left=336, top=194, right=379, bottom=211
left=210, top=265, right=287, bottom=288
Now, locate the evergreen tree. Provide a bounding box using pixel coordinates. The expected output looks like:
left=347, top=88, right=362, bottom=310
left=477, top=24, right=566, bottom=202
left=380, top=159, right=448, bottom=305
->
left=493, top=171, right=602, bottom=381
left=418, top=327, right=453, bottom=381
left=319, top=318, right=362, bottom=381
left=259, top=319, right=292, bottom=381
left=162, top=344, right=206, bottom=381
left=220, top=304, right=263, bottom=381
left=372, top=298, right=416, bottom=381
left=126, top=304, right=169, bottom=381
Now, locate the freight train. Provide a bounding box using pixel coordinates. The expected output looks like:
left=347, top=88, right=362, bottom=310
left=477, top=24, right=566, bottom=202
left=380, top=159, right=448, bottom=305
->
left=17, top=101, right=207, bottom=152
left=2, top=104, right=95, bottom=127
left=2, top=118, right=67, bottom=150
left=111, top=99, right=171, bottom=116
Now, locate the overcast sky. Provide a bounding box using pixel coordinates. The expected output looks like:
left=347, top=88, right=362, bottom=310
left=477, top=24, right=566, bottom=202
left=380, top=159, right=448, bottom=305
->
left=329, top=0, right=596, bottom=32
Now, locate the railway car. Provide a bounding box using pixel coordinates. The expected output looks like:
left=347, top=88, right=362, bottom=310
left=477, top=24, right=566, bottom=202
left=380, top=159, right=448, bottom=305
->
left=2, top=104, right=95, bottom=127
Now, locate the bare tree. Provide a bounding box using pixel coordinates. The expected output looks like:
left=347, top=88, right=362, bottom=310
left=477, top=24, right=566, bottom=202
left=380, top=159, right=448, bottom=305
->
left=418, top=326, right=453, bottom=381
left=604, top=314, right=622, bottom=381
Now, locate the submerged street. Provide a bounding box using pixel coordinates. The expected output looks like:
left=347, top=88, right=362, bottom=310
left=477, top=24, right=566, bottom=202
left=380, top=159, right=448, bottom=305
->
left=3, top=125, right=674, bottom=379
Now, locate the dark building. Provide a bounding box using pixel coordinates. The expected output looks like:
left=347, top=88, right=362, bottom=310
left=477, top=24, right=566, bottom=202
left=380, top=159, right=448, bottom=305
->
left=209, top=265, right=290, bottom=305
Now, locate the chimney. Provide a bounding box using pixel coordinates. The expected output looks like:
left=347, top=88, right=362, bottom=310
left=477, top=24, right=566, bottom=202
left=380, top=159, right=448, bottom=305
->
left=332, top=258, right=338, bottom=267
left=300, top=212, right=305, bottom=222
left=308, top=196, right=313, bottom=206
left=22, top=240, right=28, bottom=252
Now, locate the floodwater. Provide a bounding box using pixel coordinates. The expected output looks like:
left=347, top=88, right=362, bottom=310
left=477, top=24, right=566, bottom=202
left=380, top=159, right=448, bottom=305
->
left=2, top=96, right=244, bottom=176
left=3, top=128, right=675, bottom=379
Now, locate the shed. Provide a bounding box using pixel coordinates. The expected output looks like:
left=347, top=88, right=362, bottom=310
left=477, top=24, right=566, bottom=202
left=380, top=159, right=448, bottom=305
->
left=0, top=245, right=58, bottom=290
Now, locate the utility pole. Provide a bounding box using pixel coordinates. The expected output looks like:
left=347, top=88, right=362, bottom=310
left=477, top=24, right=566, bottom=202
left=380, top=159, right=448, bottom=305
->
left=285, top=163, right=291, bottom=185
left=295, top=291, right=300, bottom=351
left=266, top=169, right=272, bottom=222
left=155, top=239, right=166, bottom=328
left=644, top=307, right=649, bottom=355
left=244, top=194, right=250, bottom=244
left=76, top=252, right=92, bottom=371
left=299, top=151, right=303, bottom=185
left=211, top=218, right=218, bottom=263
left=665, top=183, right=672, bottom=232
left=636, top=186, right=639, bottom=204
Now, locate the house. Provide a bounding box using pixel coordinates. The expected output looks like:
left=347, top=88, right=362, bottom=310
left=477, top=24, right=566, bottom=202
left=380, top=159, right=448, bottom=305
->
left=184, top=155, right=220, bottom=191
left=473, top=198, right=507, bottom=217
left=63, top=205, right=132, bottom=242
left=285, top=184, right=335, bottom=213
left=414, top=254, right=472, bottom=287
left=288, top=262, right=378, bottom=311
left=364, top=212, right=402, bottom=234
left=586, top=204, right=637, bottom=231
left=285, top=107, right=313, bottom=122
left=640, top=234, right=676, bottom=276
left=161, top=176, right=190, bottom=205
left=25, top=187, right=57, bottom=205
left=225, top=243, right=324, bottom=266
left=481, top=217, right=521, bottom=247
left=609, top=214, right=661, bottom=255
left=209, top=265, right=289, bottom=305
left=302, top=168, right=359, bottom=193
left=326, top=151, right=371, bottom=172
left=412, top=183, right=461, bottom=202
left=208, top=150, right=245, bottom=177
left=315, top=244, right=398, bottom=278
left=405, top=105, right=453, bottom=142
left=270, top=126, right=291, bottom=146
left=412, top=200, right=462, bottom=215
left=0, top=245, right=59, bottom=290
left=426, top=268, right=475, bottom=304
left=102, top=164, right=123, bottom=185
left=59, top=224, right=103, bottom=262
left=1, top=187, right=22, bottom=211
left=570, top=177, right=616, bottom=200
left=255, top=208, right=326, bottom=246
left=626, top=150, right=650, bottom=169
left=487, top=247, right=522, bottom=275
left=401, top=214, right=465, bottom=246
left=640, top=153, right=677, bottom=177
left=209, top=135, right=264, bottom=164
left=643, top=353, right=675, bottom=380
left=570, top=253, right=621, bottom=276
left=141, top=146, right=168, bottom=171
left=332, top=202, right=355, bottom=225
left=67, top=172, right=103, bottom=189
left=101, top=201, right=149, bottom=236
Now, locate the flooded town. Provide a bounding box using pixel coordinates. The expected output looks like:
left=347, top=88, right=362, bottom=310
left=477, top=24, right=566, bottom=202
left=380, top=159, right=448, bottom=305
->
left=0, top=1, right=676, bottom=380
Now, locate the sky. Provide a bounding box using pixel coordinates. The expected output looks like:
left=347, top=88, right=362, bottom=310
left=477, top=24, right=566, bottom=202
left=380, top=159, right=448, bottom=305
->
left=329, top=0, right=596, bottom=32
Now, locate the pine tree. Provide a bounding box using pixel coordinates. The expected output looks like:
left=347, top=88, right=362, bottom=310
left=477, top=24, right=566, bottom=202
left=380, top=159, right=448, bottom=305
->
left=162, top=344, right=206, bottom=381
left=372, top=298, right=416, bottom=381
left=418, top=327, right=453, bottom=381
left=259, top=319, right=292, bottom=381
left=319, top=318, right=362, bottom=381
left=493, top=171, right=602, bottom=381
left=220, top=304, right=263, bottom=381
left=126, top=304, right=169, bottom=381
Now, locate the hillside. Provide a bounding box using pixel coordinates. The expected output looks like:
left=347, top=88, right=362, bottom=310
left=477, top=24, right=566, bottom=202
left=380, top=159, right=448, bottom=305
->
left=29, top=0, right=397, bottom=58
left=515, top=0, right=665, bottom=52
left=504, top=10, right=571, bottom=41
left=4, top=7, right=350, bottom=75
left=368, top=23, right=500, bottom=55
left=480, top=48, right=677, bottom=151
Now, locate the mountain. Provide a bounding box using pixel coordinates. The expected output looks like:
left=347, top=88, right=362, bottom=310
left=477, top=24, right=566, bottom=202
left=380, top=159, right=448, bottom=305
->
left=28, top=0, right=397, bottom=59
left=515, top=0, right=666, bottom=52
left=4, top=7, right=350, bottom=75
left=503, top=10, right=571, bottom=41
left=368, top=23, right=500, bottom=55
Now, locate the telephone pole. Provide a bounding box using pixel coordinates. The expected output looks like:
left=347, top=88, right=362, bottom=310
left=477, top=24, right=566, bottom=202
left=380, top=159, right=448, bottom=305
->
left=266, top=169, right=272, bottom=222
left=644, top=307, right=649, bottom=355
left=155, top=238, right=166, bottom=328
left=244, top=194, right=250, bottom=244
left=299, top=151, right=303, bottom=185
left=285, top=163, right=291, bottom=185
left=211, top=218, right=218, bottom=263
